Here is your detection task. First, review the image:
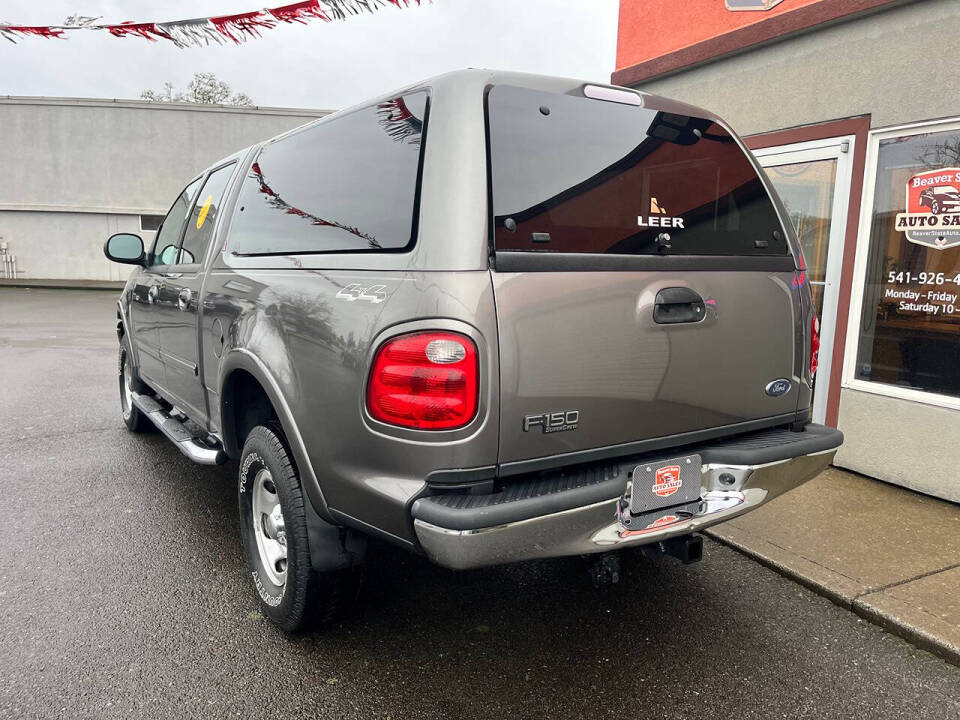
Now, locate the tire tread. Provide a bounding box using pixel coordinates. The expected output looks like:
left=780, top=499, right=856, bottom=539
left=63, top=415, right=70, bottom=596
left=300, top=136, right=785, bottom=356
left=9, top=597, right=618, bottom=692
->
left=240, top=425, right=358, bottom=631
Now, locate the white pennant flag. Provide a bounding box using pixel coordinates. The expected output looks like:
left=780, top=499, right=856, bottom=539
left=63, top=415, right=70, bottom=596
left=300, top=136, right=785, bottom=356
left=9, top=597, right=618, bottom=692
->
left=156, top=18, right=225, bottom=48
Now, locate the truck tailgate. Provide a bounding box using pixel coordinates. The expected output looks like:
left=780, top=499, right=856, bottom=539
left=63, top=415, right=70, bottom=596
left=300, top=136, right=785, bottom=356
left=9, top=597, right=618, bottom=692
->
left=493, top=268, right=800, bottom=463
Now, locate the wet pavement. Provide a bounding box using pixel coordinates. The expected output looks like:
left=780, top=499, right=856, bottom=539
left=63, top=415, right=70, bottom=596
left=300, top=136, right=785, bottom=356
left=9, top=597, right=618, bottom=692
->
left=709, top=467, right=960, bottom=664
left=2, top=287, right=959, bottom=719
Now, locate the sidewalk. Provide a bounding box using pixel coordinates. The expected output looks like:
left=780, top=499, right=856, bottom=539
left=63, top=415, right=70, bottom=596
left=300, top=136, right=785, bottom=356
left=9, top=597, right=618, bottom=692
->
left=706, top=467, right=960, bottom=666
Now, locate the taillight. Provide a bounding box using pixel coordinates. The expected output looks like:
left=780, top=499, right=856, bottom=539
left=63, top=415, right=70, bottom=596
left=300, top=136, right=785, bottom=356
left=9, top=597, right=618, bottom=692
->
left=366, top=331, right=479, bottom=430
left=810, top=315, right=820, bottom=379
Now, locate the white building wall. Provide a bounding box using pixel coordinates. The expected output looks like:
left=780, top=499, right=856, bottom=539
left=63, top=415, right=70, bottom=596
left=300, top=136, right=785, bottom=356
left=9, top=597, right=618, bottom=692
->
left=0, top=97, right=327, bottom=282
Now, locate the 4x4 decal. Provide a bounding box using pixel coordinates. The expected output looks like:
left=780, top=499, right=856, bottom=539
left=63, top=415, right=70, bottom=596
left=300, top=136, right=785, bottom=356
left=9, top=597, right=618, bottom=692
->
left=336, top=283, right=388, bottom=304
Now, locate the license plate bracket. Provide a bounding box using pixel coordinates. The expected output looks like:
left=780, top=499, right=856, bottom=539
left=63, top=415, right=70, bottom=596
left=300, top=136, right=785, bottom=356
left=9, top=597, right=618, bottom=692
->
left=630, top=454, right=702, bottom=514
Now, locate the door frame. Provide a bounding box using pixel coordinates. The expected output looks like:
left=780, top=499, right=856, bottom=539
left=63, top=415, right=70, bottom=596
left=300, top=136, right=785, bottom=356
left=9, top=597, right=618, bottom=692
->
left=753, top=136, right=855, bottom=425
left=746, top=115, right=871, bottom=427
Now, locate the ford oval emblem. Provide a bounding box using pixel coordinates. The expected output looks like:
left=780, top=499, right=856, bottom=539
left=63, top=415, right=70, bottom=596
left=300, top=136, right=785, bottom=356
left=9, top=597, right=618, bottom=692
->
left=765, top=378, right=792, bottom=397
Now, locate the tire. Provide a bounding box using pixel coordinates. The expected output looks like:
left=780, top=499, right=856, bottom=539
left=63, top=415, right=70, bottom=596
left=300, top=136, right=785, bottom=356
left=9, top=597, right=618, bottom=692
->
left=932, top=200, right=941, bottom=214
left=238, top=425, right=357, bottom=631
left=118, top=342, right=153, bottom=433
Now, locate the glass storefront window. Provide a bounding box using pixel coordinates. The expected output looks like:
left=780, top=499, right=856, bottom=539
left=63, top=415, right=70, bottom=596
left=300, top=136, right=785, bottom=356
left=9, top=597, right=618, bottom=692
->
left=855, top=127, right=960, bottom=398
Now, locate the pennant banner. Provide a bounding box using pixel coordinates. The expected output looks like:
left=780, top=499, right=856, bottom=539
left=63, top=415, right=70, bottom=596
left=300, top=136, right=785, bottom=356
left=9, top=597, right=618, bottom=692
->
left=0, top=0, right=424, bottom=47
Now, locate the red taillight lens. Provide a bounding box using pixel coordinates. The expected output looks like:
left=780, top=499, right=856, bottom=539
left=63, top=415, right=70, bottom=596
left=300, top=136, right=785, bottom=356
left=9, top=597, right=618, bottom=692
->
left=366, top=332, right=479, bottom=430
left=810, top=315, right=820, bottom=379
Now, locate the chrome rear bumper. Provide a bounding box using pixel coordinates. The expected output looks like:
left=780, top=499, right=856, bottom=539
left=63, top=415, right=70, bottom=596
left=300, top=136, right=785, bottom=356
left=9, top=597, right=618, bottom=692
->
left=414, top=442, right=838, bottom=570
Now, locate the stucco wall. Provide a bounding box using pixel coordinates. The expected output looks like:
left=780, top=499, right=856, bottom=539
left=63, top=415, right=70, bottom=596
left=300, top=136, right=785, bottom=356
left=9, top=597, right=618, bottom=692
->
left=0, top=98, right=325, bottom=282
left=835, top=388, right=960, bottom=503
left=629, top=0, right=960, bottom=135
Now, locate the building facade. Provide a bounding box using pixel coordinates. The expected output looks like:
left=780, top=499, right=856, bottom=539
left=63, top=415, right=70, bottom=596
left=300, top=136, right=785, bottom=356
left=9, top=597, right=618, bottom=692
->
left=0, top=97, right=326, bottom=284
left=614, top=0, right=960, bottom=502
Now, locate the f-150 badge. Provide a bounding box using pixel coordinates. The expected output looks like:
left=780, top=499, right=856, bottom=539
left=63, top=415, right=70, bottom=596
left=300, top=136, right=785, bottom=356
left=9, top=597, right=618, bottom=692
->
left=523, top=410, right=579, bottom=433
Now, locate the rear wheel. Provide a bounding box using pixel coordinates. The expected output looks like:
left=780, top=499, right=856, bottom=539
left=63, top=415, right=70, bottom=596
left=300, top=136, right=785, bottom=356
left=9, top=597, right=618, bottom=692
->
left=118, top=343, right=152, bottom=433
left=238, top=425, right=357, bottom=631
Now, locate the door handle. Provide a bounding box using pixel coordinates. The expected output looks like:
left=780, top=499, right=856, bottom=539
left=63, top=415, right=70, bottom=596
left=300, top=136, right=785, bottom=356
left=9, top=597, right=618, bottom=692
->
left=653, top=287, right=705, bottom=324
left=177, top=288, right=193, bottom=311
left=147, top=285, right=159, bottom=304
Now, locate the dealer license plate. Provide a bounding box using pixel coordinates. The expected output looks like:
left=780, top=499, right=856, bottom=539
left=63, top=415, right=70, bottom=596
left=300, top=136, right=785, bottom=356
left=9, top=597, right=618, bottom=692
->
left=629, top=454, right=702, bottom=514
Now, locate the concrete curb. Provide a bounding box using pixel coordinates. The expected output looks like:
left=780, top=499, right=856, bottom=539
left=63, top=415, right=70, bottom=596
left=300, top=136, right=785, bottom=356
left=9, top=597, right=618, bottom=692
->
left=0, top=279, right=124, bottom=290
left=705, top=528, right=960, bottom=668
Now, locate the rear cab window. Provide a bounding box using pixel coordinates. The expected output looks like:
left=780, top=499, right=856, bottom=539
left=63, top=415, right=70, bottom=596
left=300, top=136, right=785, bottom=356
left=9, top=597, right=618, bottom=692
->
left=229, top=92, right=429, bottom=256
left=176, top=162, right=237, bottom=266
left=486, top=85, right=789, bottom=258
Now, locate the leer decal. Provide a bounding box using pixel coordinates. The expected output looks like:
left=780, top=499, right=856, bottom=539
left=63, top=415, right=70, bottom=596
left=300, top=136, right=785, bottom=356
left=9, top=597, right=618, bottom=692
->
left=638, top=195, right=685, bottom=229
left=895, top=168, right=960, bottom=250
left=652, top=465, right=682, bottom=498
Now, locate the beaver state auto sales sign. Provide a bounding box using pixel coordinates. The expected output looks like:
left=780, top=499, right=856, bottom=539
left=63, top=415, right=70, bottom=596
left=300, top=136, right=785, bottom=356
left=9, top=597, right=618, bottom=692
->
left=895, top=168, right=960, bottom=250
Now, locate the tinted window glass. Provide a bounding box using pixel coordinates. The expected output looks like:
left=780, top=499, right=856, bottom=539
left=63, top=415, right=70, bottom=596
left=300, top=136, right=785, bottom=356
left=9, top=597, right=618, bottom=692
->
left=176, top=163, right=236, bottom=265
left=487, top=85, right=787, bottom=256
left=152, top=178, right=202, bottom=266
left=230, top=92, right=428, bottom=255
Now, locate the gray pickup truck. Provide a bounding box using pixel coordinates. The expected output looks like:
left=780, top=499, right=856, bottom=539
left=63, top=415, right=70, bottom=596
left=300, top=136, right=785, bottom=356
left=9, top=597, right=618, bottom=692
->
left=104, top=69, right=843, bottom=631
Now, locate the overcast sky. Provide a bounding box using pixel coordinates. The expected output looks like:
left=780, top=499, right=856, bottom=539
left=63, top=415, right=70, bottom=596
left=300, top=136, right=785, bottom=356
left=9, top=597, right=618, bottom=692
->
left=0, top=1, right=620, bottom=110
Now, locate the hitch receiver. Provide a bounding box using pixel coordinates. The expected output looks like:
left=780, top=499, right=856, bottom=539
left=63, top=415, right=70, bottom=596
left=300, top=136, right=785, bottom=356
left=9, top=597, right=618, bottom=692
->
left=643, top=534, right=703, bottom=565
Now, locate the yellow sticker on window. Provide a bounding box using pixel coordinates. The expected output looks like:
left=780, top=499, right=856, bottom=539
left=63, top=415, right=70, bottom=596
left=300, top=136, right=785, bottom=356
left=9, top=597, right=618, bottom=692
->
left=196, top=195, right=213, bottom=230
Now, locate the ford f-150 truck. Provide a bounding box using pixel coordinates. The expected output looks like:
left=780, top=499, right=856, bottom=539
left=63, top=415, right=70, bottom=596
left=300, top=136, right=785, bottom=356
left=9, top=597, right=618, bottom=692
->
left=103, top=70, right=843, bottom=631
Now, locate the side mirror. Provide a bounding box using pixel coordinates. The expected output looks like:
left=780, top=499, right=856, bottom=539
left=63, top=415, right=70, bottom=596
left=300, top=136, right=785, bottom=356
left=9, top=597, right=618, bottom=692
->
left=157, top=244, right=179, bottom=265
left=104, top=233, right=145, bottom=265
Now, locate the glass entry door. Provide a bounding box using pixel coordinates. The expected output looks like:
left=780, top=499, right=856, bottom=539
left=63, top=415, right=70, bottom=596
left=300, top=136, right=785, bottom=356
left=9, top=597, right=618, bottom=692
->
left=753, top=136, right=856, bottom=424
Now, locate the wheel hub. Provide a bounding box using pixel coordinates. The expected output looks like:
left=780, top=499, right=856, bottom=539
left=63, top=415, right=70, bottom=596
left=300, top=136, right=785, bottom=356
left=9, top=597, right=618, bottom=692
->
left=251, top=468, right=287, bottom=587
left=120, top=353, right=134, bottom=417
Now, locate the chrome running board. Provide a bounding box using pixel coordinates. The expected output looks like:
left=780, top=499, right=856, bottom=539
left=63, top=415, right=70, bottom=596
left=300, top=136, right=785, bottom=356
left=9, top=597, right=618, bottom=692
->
left=131, top=392, right=226, bottom=465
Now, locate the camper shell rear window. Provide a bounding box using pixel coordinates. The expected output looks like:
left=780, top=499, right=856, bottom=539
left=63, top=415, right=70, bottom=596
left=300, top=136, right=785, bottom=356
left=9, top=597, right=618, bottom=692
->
left=486, top=85, right=788, bottom=257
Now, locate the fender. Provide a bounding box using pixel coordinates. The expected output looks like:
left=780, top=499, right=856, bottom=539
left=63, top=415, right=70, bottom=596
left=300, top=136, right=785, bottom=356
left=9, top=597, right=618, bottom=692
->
left=219, top=348, right=332, bottom=523
left=116, top=296, right=140, bottom=374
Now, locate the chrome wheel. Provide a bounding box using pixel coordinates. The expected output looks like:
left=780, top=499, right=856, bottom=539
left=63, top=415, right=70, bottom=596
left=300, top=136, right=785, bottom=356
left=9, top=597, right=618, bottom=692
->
left=252, top=468, right=287, bottom=586
left=120, top=353, right=134, bottom=418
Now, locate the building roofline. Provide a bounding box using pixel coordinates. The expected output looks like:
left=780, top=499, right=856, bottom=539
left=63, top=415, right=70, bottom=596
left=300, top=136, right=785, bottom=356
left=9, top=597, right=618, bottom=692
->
left=0, top=95, right=331, bottom=117
left=611, top=0, right=911, bottom=88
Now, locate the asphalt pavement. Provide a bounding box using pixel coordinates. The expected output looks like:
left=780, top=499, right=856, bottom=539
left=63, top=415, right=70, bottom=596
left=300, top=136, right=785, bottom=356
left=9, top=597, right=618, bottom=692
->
left=2, top=287, right=959, bottom=720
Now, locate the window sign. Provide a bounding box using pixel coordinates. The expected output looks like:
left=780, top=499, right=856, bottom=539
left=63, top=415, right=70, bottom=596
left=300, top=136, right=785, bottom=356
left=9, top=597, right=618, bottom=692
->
left=854, top=127, right=960, bottom=398
left=725, top=0, right=784, bottom=10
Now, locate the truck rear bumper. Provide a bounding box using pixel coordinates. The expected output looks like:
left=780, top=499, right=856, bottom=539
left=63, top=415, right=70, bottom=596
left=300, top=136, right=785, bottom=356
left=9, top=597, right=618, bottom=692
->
left=412, top=424, right=842, bottom=570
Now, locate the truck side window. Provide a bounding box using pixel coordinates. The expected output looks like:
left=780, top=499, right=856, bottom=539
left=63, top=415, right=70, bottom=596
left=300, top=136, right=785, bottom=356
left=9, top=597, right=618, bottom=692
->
left=151, top=178, right=202, bottom=267
left=228, top=92, right=429, bottom=256
left=175, top=162, right=236, bottom=266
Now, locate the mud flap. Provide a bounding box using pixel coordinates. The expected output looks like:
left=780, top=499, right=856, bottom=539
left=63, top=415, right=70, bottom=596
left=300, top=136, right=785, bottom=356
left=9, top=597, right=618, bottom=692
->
left=304, top=498, right=367, bottom=572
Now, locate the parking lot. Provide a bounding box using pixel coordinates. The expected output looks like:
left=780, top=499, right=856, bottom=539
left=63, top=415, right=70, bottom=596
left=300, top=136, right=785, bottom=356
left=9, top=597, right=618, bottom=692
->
left=2, top=287, right=959, bottom=719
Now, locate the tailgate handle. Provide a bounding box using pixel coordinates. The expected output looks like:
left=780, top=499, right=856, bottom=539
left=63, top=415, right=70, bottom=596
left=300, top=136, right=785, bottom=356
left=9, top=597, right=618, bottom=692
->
left=654, top=287, right=705, bottom=324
